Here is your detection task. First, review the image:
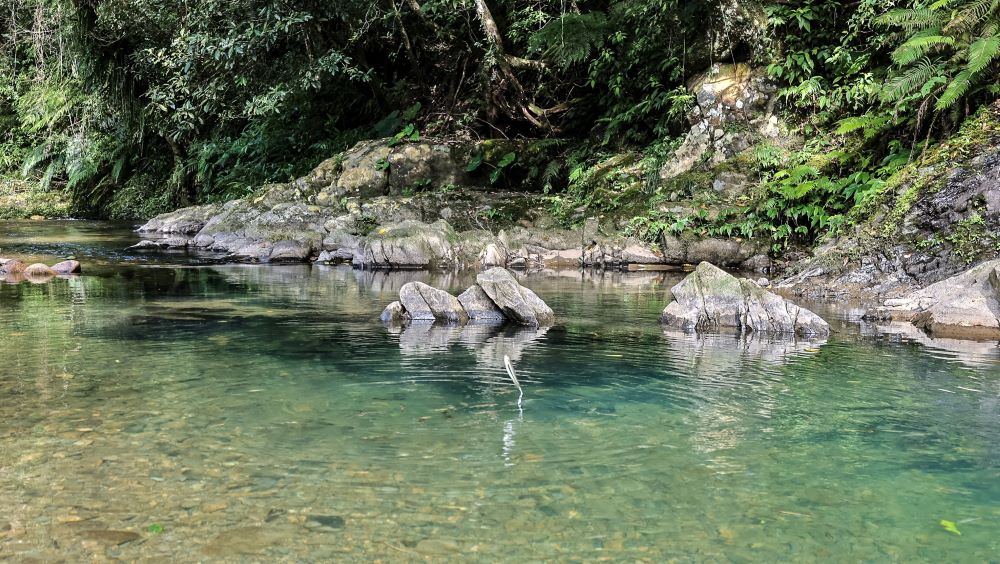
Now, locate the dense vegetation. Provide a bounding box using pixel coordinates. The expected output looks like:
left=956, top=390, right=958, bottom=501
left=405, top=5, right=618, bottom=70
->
left=1, top=0, right=998, bottom=248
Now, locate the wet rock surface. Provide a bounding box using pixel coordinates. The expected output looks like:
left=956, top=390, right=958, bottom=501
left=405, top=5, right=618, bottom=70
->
left=476, top=267, right=555, bottom=327
left=398, top=281, right=468, bottom=323
left=661, top=262, right=830, bottom=337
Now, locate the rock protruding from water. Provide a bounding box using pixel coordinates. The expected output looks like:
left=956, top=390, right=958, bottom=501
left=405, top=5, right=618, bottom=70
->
left=399, top=281, right=468, bottom=323
left=1, top=258, right=82, bottom=284
left=864, top=259, right=1000, bottom=339
left=457, top=284, right=507, bottom=322
left=381, top=269, right=553, bottom=327
left=476, top=267, right=555, bottom=327
left=660, top=262, right=830, bottom=337
left=51, top=260, right=82, bottom=274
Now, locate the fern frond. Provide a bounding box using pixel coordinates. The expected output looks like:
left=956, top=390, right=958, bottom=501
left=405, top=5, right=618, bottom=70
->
left=528, top=13, right=609, bottom=68
left=836, top=114, right=891, bottom=138
left=877, top=8, right=944, bottom=32
left=891, top=30, right=953, bottom=65
left=946, top=0, right=1000, bottom=34
left=882, top=58, right=946, bottom=102
left=935, top=69, right=973, bottom=110
left=966, top=35, right=1000, bottom=74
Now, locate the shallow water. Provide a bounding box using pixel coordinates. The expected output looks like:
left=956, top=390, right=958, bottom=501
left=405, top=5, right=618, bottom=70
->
left=1, top=221, right=1000, bottom=561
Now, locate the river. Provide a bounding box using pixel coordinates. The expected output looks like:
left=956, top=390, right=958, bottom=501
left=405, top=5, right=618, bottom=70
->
left=1, top=220, right=999, bottom=560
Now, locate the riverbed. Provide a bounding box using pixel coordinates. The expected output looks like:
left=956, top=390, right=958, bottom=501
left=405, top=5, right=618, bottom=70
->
left=1, top=220, right=999, bottom=561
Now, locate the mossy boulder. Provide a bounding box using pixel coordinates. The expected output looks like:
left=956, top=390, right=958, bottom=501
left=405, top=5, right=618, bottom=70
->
left=661, top=262, right=829, bottom=337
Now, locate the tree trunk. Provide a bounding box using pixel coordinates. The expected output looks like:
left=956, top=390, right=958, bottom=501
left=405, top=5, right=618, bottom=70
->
left=472, top=0, right=547, bottom=128
left=167, top=138, right=195, bottom=207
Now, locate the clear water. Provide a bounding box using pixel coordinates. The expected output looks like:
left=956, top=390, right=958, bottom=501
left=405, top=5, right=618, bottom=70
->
left=2, top=221, right=1000, bottom=561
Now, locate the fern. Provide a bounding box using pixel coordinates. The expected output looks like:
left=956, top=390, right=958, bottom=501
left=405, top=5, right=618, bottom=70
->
left=835, top=114, right=891, bottom=139
left=877, top=8, right=943, bottom=32
left=881, top=58, right=946, bottom=102
left=936, top=69, right=974, bottom=109
left=528, top=13, right=609, bottom=67
left=966, top=35, right=1000, bottom=74
left=891, top=30, right=954, bottom=65
left=946, top=0, right=999, bottom=33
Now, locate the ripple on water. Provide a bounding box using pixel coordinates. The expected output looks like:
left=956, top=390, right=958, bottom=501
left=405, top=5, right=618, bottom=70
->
left=2, top=235, right=1000, bottom=560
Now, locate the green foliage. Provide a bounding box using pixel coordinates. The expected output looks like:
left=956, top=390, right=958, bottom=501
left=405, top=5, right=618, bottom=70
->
left=528, top=13, right=609, bottom=68
left=879, top=0, right=1000, bottom=112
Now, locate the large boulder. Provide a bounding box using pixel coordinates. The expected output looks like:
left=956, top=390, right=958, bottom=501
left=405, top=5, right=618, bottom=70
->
left=355, top=220, right=456, bottom=269
left=397, top=281, right=468, bottom=323
left=660, top=64, right=787, bottom=181
left=457, top=284, right=507, bottom=322
left=660, top=262, right=829, bottom=337
left=864, top=259, right=1000, bottom=339
left=476, top=267, right=555, bottom=327
left=50, top=260, right=82, bottom=274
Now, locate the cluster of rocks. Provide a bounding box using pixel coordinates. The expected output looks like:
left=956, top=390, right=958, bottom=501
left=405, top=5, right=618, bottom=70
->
left=0, top=258, right=81, bottom=284
left=131, top=134, right=773, bottom=272
left=660, top=262, right=830, bottom=337
left=381, top=267, right=554, bottom=327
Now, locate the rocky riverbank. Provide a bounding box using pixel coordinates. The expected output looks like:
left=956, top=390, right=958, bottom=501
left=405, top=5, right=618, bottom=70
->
left=130, top=70, right=1000, bottom=342
left=133, top=144, right=772, bottom=272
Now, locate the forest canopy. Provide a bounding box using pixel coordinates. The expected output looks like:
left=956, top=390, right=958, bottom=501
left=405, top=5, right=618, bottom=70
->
left=2, top=0, right=998, bottom=219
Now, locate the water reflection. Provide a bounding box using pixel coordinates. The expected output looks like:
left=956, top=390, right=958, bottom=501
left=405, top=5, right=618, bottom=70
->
left=3, top=222, right=1000, bottom=561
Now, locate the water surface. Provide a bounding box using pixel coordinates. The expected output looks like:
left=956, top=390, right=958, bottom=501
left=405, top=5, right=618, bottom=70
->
left=1, top=221, right=999, bottom=561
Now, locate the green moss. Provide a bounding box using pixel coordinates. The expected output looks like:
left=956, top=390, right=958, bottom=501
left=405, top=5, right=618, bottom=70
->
left=882, top=184, right=920, bottom=238
left=946, top=211, right=995, bottom=264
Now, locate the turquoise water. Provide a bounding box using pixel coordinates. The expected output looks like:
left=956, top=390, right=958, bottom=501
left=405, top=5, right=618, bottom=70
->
left=1, top=221, right=999, bottom=561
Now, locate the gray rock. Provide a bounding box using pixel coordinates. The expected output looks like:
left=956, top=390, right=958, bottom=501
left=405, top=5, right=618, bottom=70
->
left=380, top=301, right=408, bottom=324
left=50, top=260, right=81, bottom=274
left=660, top=262, right=830, bottom=337
left=269, top=239, right=312, bottom=262
left=398, top=281, right=468, bottom=323
left=137, top=203, right=220, bottom=234
left=476, top=267, right=554, bottom=327
left=865, top=258, right=1000, bottom=339
left=356, top=220, right=455, bottom=269
left=457, top=285, right=506, bottom=322
left=192, top=233, right=215, bottom=247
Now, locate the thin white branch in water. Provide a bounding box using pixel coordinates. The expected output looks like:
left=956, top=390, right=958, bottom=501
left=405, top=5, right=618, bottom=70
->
left=503, top=354, right=523, bottom=409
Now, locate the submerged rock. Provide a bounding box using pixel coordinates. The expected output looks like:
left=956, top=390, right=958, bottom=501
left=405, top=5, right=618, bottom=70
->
left=476, top=267, right=555, bottom=327
left=660, top=262, right=829, bottom=337
left=864, top=259, right=1000, bottom=339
